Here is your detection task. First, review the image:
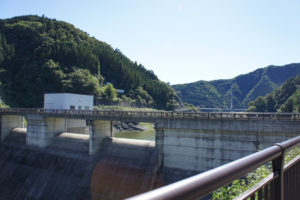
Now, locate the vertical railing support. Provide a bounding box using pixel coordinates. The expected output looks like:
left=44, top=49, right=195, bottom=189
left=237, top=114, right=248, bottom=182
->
left=273, top=144, right=285, bottom=200
left=293, top=113, right=296, bottom=121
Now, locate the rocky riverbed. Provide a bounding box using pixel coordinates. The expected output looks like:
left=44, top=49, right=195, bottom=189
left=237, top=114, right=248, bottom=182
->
left=113, top=122, right=146, bottom=132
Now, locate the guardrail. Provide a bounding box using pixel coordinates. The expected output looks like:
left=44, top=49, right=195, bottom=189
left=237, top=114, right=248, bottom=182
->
left=126, top=136, right=300, bottom=200
left=0, top=108, right=300, bottom=121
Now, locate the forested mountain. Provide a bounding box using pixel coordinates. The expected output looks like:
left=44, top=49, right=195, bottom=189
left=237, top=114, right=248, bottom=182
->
left=173, top=64, right=300, bottom=108
left=0, top=15, right=178, bottom=109
left=248, top=76, right=300, bottom=112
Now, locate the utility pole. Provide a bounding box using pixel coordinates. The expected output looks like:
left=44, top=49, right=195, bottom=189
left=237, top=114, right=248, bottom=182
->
left=230, top=86, right=233, bottom=112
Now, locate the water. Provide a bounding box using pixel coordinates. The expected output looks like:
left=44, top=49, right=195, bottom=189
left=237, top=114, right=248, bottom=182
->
left=113, top=123, right=155, bottom=141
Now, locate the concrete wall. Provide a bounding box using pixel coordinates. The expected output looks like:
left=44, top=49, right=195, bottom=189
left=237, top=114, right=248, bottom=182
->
left=89, top=120, right=113, bottom=155
left=157, top=118, right=300, bottom=134
left=1, top=113, right=113, bottom=155
left=156, top=118, right=300, bottom=172
left=1, top=115, right=24, bottom=141
left=26, top=114, right=49, bottom=147
left=66, top=119, right=87, bottom=134
left=24, top=114, right=114, bottom=154
left=46, top=118, right=66, bottom=136
left=27, top=117, right=87, bottom=148
left=66, top=119, right=86, bottom=128
left=67, top=127, right=89, bottom=134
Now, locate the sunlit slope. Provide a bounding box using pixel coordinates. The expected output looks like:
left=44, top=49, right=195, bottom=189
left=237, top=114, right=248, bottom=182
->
left=0, top=15, right=178, bottom=109
left=173, top=63, right=300, bottom=108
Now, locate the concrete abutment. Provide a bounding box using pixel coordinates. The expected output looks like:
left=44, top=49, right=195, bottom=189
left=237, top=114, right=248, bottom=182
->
left=1, top=114, right=24, bottom=141
left=155, top=118, right=300, bottom=173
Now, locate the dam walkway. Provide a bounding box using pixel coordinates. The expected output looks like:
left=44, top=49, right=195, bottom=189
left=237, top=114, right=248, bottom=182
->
left=0, top=108, right=300, bottom=122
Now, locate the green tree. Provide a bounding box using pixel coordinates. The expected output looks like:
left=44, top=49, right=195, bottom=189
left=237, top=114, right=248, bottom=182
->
left=265, top=94, right=276, bottom=112
left=63, top=68, right=100, bottom=96
left=101, top=83, right=118, bottom=102
left=248, top=77, right=300, bottom=113
left=128, top=86, right=153, bottom=106
left=247, top=101, right=257, bottom=112
left=280, top=98, right=293, bottom=112
left=255, top=96, right=266, bottom=112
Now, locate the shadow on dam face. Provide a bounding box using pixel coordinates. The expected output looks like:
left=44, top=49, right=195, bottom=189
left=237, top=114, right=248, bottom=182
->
left=0, top=129, right=165, bottom=200
left=90, top=137, right=165, bottom=199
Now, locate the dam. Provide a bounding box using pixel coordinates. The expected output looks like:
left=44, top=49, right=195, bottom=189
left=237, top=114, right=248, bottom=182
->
left=0, top=109, right=299, bottom=199
left=0, top=129, right=161, bottom=199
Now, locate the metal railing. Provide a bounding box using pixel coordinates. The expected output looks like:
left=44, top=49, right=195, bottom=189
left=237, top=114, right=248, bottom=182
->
left=0, top=108, right=300, bottom=121
left=127, top=136, right=300, bottom=200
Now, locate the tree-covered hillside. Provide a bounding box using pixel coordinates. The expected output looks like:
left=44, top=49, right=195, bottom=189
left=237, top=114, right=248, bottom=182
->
left=248, top=76, right=300, bottom=112
left=0, top=15, right=178, bottom=110
left=173, top=64, right=300, bottom=108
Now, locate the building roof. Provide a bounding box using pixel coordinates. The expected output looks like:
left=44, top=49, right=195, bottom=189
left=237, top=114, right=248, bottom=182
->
left=44, top=93, right=93, bottom=97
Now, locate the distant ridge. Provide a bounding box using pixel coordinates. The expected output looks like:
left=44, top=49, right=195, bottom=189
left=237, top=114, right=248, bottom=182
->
left=172, top=63, right=300, bottom=108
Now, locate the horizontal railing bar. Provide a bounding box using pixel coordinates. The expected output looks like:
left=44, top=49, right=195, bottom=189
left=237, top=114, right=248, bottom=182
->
left=0, top=109, right=299, bottom=122
left=127, top=136, right=300, bottom=200
left=284, top=154, right=300, bottom=172
left=278, top=136, right=300, bottom=152
left=234, top=172, right=278, bottom=200
left=236, top=144, right=300, bottom=199
left=127, top=146, right=282, bottom=200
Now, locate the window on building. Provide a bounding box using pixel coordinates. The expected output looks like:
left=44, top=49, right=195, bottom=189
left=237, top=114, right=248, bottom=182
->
left=85, top=106, right=89, bottom=110
left=78, top=105, right=82, bottom=110
left=70, top=105, right=75, bottom=110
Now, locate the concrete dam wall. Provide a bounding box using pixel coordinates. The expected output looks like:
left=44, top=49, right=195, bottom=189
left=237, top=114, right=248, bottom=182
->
left=0, top=130, right=162, bottom=200
left=0, top=111, right=299, bottom=199
left=155, top=118, right=300, bottom=173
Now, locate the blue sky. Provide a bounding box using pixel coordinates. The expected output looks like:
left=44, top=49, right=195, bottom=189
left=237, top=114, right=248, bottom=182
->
left=1, top=0, right=300, bottom=84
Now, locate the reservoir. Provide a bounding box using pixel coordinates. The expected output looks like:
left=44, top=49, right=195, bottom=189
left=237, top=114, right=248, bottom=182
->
left=113, top=122, right=155, bottom=141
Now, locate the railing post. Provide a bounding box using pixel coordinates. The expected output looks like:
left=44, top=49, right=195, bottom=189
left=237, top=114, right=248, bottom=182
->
left=272, top=144, right=285, bottom=200
left=293, top=113, right=296, bottom=121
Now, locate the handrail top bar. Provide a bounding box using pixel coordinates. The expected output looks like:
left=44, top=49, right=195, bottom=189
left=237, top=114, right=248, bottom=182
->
left=276, top=135, right=300, bottom=152
left=0, top=108, right=299, bottom=115
left=127, top=136, right=300, bottom=200
left=0, top=108, right=299, bottom=123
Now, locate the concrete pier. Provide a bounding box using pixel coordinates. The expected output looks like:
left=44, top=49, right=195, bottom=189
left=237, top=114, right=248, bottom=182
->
left=1, top=115, right=24, bottom=141
left=89, top=120, right=113, bottom=155
left=26, top=114, right=49, bottom=147
left=155, top=127, right=164, bottom=168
